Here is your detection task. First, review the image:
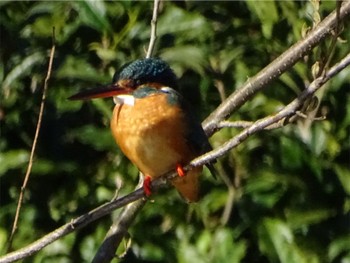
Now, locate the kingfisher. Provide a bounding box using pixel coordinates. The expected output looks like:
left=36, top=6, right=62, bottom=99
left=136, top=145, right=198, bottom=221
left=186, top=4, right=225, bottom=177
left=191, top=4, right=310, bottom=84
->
left=69, top=58, right=215, bottom=202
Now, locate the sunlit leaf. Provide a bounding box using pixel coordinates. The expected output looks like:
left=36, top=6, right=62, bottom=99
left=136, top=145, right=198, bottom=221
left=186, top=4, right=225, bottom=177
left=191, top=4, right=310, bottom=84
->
left=286, top=208, right=336, bottom=229
left=328, top=235, right=350, bottom=262
left=2, top=52, right=45, bottom=92
left=334, top=164, right=350, bottom=195
left=56, top=56, right=109, bottom=83
left=246, top=0, right=278, bottom=39
left=73, top=1, right=112, bottom=33
left=161, top=46, right=207, bottom=76
left=0, top=150, right=29, bottom=176
left=258, top=218, right=306, bottom=263
left=244, top=170, right=287, bottom=208
left=157, top=5, right=212, bottom=41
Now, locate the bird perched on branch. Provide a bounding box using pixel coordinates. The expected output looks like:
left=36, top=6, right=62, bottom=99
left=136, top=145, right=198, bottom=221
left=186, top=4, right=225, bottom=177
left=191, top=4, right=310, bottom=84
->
left=69, top=58, right=215, bottom=202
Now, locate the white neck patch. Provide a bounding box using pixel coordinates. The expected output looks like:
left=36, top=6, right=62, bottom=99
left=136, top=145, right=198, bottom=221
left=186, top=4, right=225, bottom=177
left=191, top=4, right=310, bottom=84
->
left=113, top=94, right=135, bottom=106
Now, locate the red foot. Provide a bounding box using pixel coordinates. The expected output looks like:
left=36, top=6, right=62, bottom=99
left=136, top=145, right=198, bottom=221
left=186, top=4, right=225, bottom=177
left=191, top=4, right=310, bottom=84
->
left=143, top=175, right=152, bottom=196
left=176, top=163, right=186, bottom=177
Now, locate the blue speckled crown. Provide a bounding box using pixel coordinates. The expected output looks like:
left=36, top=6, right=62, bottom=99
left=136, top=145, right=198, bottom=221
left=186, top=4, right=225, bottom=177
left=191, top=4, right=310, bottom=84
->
left=113, top=58, right=178, bottom=89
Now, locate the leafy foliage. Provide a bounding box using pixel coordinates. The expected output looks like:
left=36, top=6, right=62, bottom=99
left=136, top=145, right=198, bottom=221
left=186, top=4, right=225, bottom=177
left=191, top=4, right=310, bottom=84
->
left=1, top=1, right=349, bottom=262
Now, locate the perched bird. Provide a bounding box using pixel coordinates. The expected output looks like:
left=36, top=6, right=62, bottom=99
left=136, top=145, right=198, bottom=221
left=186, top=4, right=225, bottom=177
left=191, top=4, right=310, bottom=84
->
left=69, top=58, right=214, bottom=202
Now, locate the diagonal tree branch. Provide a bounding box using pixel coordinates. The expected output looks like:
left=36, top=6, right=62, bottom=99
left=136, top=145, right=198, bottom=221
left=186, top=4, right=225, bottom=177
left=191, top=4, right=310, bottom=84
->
left=88, top=3, right=350, bottom=261
left=203, top=0, right=350, bottom=137
left=191, top=53, right=350, bottom=169
left=1, top=3, right=349, bottom=263
left=90, top=3, right=350, bottom=261
left=0, top=187, right=146, bottom=263
left=91, top=193, right=146, bottom=263
left=1, top=49, right=349, bottom=263
left=91, top=177, right=147, bottom=263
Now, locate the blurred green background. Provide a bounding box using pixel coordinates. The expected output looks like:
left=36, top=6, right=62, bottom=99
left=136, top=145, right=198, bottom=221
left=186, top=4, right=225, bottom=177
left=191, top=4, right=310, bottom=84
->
left=1, top=1, right=349, bottom=262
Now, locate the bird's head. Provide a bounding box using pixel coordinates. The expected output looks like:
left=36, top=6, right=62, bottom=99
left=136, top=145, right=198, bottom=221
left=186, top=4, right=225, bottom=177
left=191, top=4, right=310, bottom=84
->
left=68, top=58, right=178, bottom=101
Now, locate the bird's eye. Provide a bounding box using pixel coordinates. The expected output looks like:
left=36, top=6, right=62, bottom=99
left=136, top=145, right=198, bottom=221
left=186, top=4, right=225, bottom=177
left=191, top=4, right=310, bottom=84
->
left=121, top=79, right=136, bottom=88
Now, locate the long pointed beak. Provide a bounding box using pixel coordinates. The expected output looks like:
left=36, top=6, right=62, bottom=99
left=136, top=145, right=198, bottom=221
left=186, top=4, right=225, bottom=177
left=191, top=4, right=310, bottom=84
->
left=68, top=84, right=132, bottom=100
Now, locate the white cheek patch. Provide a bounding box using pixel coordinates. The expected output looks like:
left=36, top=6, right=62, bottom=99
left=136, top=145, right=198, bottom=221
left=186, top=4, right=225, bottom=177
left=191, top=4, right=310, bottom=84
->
left=113, top=95, right=135, bottom=106
left=160, top=86, right=172, bottom=93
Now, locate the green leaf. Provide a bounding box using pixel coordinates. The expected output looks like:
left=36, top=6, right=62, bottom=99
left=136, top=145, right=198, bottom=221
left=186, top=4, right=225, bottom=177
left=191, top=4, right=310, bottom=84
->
left=210, top=228, right=246, bottom=263
left=69, top=125, right=115, bottom=151
left=210, top=47, right=244, bottom=74
left=334, top=164, right=350, bottom=195
left=91, top=99, right=114, bottom=119
left=178, top=228, right=246, bottom=263
left=258, top=218, right=306, bottom=263
left=73, top=1, right=111, bottom=33
left=89, top=42, right=118, bottom=62
left=157, top=6, right=211, bottom=41
left=0, top=150, right=29, bottom=176
left=56, top=56, right=109, bottom=83
left=244, top=170, right=287, bottom=208
left=21, top=15, right=55, bottom=38
left=246, top=0, right=278, bottom=39
left=161, top=46, right=207, bottom=76
left=286, top=208, right=336, bottom=229
left=2, top=52, right=45, bottom=92
left=280, top=136, right=303, bottom=169
left=328, top=235, right=350, bottom=262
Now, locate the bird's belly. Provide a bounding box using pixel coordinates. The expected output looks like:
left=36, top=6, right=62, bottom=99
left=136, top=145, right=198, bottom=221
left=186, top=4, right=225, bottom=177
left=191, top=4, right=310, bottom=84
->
left=111, top=95, right=193, bottom=178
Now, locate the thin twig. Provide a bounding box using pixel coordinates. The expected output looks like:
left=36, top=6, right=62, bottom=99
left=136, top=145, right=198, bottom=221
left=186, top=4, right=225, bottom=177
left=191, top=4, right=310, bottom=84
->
left=146, top=0, right=160, bottom=58
left=6, top=28, right=56, bottom=252
left=215, top=161, right=236, bottom=226
left=214, top=79, right=227, bottom=102
left=1, top=50, right=349, bottom=263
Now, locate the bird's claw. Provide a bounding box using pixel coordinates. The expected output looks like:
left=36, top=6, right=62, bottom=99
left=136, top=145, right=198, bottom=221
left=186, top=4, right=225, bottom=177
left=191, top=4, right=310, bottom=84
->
left=143, top=175, right=152, bottom=196
left=176, top=163, right=186, bottom=177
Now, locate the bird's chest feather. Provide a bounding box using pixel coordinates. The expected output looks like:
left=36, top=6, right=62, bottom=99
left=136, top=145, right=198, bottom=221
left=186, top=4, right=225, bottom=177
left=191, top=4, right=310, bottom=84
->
left=110, top=93, right=193, bottom=177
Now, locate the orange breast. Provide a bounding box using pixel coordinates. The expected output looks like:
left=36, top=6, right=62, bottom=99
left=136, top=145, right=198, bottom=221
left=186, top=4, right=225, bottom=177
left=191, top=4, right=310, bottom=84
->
left=110, top=93, right=200, bottom=201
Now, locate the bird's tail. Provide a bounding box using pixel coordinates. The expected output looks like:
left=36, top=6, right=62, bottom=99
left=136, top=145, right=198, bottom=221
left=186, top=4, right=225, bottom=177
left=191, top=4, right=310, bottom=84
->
left=171, top=166, right=202, bottom=203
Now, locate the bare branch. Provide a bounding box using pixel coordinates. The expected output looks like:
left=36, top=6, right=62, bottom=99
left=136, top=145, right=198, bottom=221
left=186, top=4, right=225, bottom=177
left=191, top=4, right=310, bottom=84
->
left=1, top=49, right=348, bottom=263
left=218, top=120, right=285, bottom=130
left=192, top=52, right=350, bottom=169
left=1, top=4, right=349, bottom=262
left=0, top=187, right=147, bottom=263
left=203, top=1, right=350, bottom=137
left=91, top=199, right=146, bottom=263
left=7, top=28, right=56, bottom=252
left=217, top=120, right=253, bottom=129
left=91, top=177, right=146, bottom=263
left=146, top=0, right=160, bottom=58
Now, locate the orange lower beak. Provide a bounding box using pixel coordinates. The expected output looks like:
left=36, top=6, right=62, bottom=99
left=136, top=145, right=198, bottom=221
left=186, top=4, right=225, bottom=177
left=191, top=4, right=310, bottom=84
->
left=68, top=84, right=131, bottom=100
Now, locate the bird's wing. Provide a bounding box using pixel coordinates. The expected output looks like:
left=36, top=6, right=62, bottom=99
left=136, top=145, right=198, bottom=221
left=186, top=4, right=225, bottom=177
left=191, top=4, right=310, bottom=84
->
left=161, top=88, right=217, bottom=178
